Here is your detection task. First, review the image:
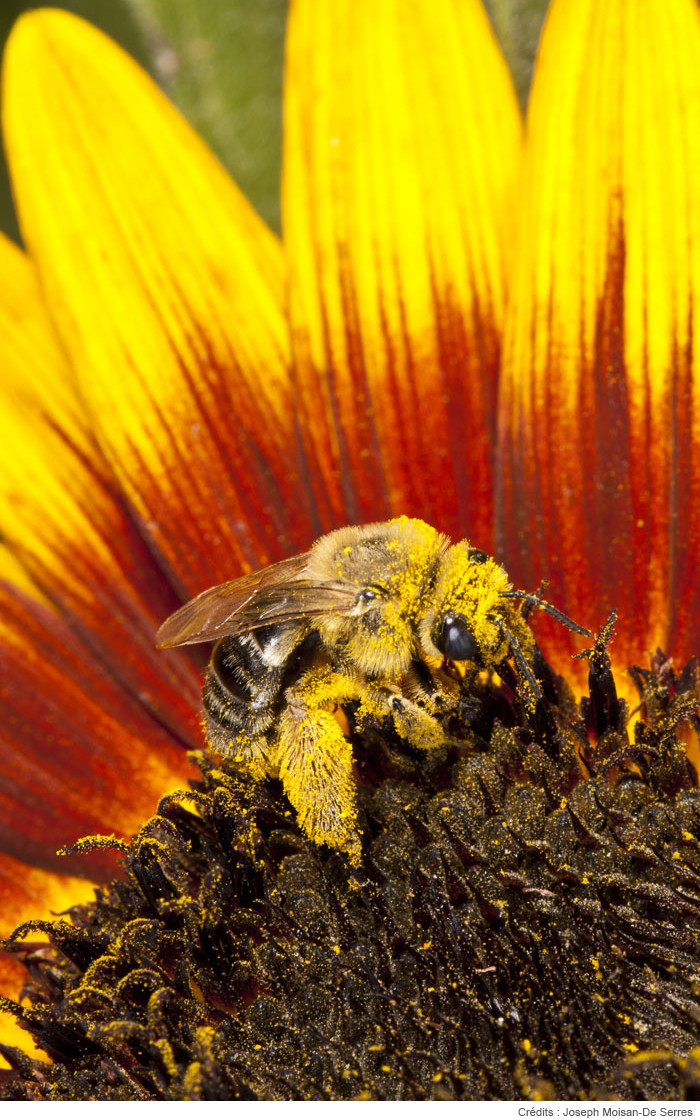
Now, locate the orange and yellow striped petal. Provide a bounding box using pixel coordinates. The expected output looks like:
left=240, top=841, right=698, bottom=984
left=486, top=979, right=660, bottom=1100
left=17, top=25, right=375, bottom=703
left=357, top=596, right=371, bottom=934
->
left=0, top=583, right=192, bottom=881
left=0, top=547, right=39, bottom=601
left=498, top=0, right=700, bottom=678
left=0, top=857, right=96, bottom=1066
left=284, top=0, right=522, bottom=545
left=3, top=10, right=313, bottom=596
left=0, top=232, right=201, bottom=747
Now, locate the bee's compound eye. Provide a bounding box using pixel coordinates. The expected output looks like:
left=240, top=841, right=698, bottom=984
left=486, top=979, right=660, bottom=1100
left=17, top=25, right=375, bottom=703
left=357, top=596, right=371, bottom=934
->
left=468, top=549, right=489, bottom=564
left=437, top=613, right=479, bottom=662
left=357, top=588, right=378, bottom=604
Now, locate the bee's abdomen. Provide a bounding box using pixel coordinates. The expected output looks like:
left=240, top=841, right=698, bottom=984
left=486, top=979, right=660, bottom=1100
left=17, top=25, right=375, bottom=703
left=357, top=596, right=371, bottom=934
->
left=203, top=633, right=284, bottom=739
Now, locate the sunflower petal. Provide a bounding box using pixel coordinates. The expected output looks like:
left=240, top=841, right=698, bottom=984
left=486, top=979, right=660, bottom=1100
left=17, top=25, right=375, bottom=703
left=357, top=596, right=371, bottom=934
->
left=3, top=10, right=312, bottom=591
left=0, top=233, right=86, bottom=444
left=0, top=547, right=38, bottom=601
left=497, top=0, right=700, bottom=672
left=284, top=0, right=522, bottom=543
left=0, top=584, right=193, bottom=880
left=0, top=233, right=201, bottom=745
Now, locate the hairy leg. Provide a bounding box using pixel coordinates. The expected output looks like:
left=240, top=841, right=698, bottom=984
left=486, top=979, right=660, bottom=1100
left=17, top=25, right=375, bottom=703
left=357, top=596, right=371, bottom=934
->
left=272, top=668, right=369, bottom=863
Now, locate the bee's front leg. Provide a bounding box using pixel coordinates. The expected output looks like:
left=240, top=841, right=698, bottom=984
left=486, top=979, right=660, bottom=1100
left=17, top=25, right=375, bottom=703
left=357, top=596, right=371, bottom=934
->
left=356, top=661, right=450, bottom=753
left=384, top=693, right=447, bottom=752
left=401, top=657, right=459, bottom=719
left=273, top=668, right=370, bottom=864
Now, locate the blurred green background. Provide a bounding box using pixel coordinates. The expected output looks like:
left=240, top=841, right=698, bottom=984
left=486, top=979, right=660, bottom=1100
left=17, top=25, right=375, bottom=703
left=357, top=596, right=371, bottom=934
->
left=0, top=0, right=547, bottom=245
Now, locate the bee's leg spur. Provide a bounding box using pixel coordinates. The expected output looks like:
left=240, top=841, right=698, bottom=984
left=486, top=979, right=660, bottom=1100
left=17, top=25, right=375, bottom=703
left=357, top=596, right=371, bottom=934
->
left=273, top=670, right=364, bottom=864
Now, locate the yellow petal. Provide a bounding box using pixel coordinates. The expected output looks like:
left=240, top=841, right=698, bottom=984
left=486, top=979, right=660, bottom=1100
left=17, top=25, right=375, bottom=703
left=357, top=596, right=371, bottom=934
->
left=498, top=0, right=700, bottom=676
left=0, top=551, right=38, bottom=600
left=0, top=233, right=85, bottom=442
left=0, top=233, right=100, bottom=576
left=3, top=10, right=308, bottom=591
left=284, top=0, right=522, bottom=545
left=0, top=855, right=94, bottom=941
left=0, top=234, right=202, bottom=747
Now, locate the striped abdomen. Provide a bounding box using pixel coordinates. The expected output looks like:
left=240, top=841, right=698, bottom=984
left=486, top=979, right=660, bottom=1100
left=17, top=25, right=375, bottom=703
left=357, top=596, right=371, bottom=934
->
left=203, top=629, right=287, bottom=742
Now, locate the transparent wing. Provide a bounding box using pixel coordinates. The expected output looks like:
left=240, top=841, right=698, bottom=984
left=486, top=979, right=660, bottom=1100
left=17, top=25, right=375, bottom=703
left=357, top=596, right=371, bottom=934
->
left=156, top=552, right=356, bottom=647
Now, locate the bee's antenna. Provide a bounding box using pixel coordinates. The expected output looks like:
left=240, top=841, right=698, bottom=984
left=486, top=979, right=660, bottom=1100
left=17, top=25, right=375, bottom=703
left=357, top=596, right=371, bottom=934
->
left=502, top=590, right=591, bottom=637
left=495, top=617, right=542, bottom=706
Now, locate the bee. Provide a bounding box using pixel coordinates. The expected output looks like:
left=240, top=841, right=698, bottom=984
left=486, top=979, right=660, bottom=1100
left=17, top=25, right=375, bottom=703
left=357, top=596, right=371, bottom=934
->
left=157, top=517, right=589, bottom=862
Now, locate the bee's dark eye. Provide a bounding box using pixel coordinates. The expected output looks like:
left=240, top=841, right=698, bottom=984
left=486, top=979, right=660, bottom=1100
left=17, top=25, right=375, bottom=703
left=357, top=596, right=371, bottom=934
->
left=468, top=549, right=489, bottom=564
left=357, top=588, right=378, bottom=604
left=436, top=613, right=479, bottom=662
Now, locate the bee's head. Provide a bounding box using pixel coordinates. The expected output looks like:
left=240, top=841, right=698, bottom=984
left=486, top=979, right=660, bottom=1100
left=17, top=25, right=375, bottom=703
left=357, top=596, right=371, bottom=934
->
left=309, top=517, right=449, bottom=677
left=419, top=543, right=591, bottom=706
left=418, top=543, right=528, bottom=669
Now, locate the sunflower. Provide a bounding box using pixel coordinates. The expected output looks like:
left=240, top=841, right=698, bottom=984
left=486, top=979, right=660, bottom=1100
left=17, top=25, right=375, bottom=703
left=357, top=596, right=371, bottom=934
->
left=0, top=0, right=699, bottom=1102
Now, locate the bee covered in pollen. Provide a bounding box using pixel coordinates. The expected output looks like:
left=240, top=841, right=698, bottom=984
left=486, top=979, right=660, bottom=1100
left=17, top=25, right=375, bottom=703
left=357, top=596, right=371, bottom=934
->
left=157, top=518, right=589, bottom=862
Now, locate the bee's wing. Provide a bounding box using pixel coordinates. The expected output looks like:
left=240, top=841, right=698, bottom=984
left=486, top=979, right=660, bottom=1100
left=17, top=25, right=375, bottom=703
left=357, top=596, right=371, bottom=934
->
left=156, top=553, right=311, bottom=647
left=156, top=552, right=357, bottom=647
